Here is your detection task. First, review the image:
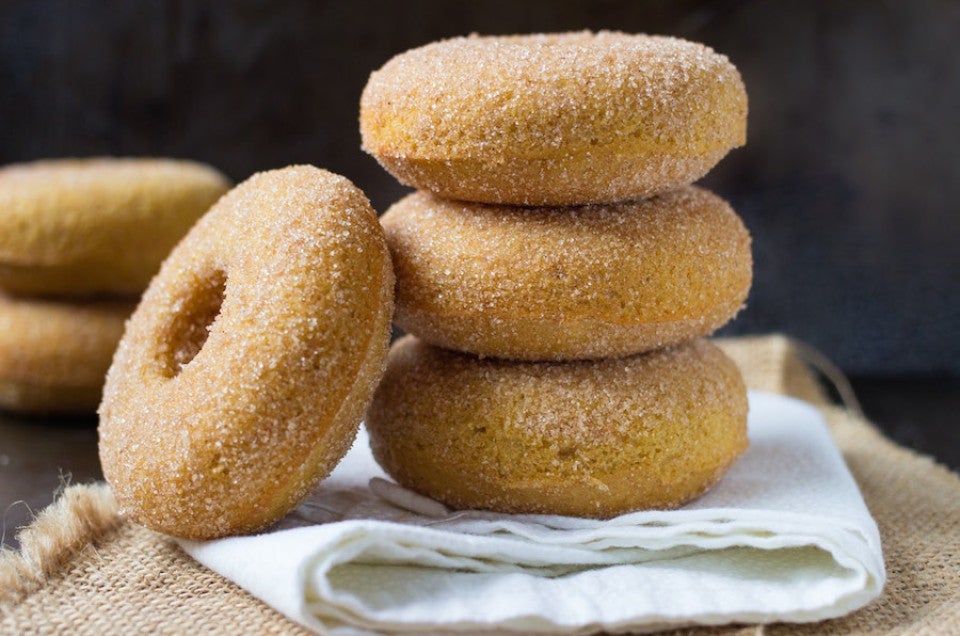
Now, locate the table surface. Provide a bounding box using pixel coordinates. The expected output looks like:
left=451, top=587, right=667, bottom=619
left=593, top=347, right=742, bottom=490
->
left=2, top=377, right=958, bottom=549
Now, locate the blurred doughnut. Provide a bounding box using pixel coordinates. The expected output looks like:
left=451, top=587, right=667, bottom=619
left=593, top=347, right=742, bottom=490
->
left=0, top=158, right=230, bottom=297
left=98, top=166, right=394, bottom=539
left=361, top=31, right=747, bottom=205
left=382, top=187, right=752, bottom=360
left=367, top=336, right=749, bottom=517
left=0, top=294, right=132, bottom=414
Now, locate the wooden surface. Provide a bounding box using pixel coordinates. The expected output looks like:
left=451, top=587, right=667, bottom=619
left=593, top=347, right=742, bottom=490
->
left=2, top=377, right=958, bottom=549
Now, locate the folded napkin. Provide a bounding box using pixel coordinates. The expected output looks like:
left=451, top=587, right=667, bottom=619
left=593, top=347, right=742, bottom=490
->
left=180, top=391, right=885, bottom=635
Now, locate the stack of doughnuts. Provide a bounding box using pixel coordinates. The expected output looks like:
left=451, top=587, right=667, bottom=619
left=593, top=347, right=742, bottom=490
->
left=0, top=158, right=229, bottom=414
left=360, top=31, right=753, bottom=517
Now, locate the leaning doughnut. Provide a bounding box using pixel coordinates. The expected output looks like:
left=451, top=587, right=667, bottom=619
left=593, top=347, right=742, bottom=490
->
left=0, top=158, right=230, bottom=297
left=98, top=166, right=394, bottom=539
left=382, top=187, right=752, bottom=361
left=367, top=336, right=748, bottom=517
left=361, top=31, right=747, bottom=205
left=0, top=294, right=133, bottom=414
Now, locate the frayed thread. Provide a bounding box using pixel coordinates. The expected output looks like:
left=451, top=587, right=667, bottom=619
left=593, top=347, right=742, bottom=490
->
left=0, top=483, right=121, bottom=609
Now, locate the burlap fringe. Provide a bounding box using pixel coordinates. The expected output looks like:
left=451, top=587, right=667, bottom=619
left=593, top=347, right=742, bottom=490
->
left=0, top=483, right=120, bottom=610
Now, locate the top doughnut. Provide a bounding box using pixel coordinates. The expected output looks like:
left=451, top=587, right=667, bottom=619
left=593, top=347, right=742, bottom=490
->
left=361, top=31, right=747, bottom=206
left=0, top=158, right=230, bottom=297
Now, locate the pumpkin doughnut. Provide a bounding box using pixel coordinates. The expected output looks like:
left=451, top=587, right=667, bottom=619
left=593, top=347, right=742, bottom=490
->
left=382, top=187, right=752, bottom=361
left=0, top=158, right=230, bottom=297
left=361, top=31, right=747, bottom=205
left=0, top=294, right=133, bottom=414
left=368, top=336, right=748, bottom=517
left=98, top=166, right=394, bottom=539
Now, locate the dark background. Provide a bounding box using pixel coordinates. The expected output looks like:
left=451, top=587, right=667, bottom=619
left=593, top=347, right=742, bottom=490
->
left=0, top=1, right=957, bottom=545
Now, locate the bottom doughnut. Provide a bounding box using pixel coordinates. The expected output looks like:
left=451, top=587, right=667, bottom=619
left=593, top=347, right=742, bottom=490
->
left=367, top=336, right=748, bottom=517
left=0, top=294, right=133, bottom=414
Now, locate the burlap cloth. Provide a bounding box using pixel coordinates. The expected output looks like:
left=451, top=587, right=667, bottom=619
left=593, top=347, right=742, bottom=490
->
left=1, top=335, right=957, bottom=635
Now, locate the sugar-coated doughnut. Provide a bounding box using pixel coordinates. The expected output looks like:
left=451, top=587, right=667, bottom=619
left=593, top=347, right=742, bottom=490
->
left=368, top=336, right=748, bottom=517
left=0, top=294, right=133, bottom=414
left=361, top=31, right=747, bottom=205
left=382, top=187, right=752, bottom=361
left=0, top=158, right=230, bottom=297
left=98, top=166, right=394, bottom=539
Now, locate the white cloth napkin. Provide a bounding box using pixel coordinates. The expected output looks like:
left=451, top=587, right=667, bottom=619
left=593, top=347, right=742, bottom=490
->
left=179, top=391, right=885, bottom=635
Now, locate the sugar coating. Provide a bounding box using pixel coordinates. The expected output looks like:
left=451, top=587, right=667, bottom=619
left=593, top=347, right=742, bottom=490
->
left=361, top=31, right=747, bottom=205
left=368, top=336, right=748, bottom=517
left=0, top=293, right=133, bottom=413
left=98, top=166, right=395, bottom=540
left=382, top=187, right=752, bottom=360
left=0, top=157, right=230, bottom=297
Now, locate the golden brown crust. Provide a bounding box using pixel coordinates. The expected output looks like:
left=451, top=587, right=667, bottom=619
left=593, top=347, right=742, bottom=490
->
left=0, top=295, right=133, bottom=414
left=367, top=336, right=749, bottom=517
left=382, top=187, right=752, bottom=360
left=98, top=166, right=394, bottom=539
left=0, top=158, right=230, bottom=297
left=361, top=31, right=747, bottom=205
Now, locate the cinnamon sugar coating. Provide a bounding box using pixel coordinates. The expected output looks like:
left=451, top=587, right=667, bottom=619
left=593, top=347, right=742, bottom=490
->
left=368, top=336, right=749, bottom=517
left=382, top=187, right=752, bottom=360
left=0, top=158, right=230, bottom=297
left=0, top=294, right=133, bottom=414
left=361, top=31, right=747, bottom=205
left=98, top=166, right=394, bottom=539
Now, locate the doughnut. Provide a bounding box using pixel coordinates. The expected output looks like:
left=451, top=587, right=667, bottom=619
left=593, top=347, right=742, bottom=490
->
left=0, top=294, right=133, bottom=414
left=367, top=336, right=748, bottom=517
left=0, top=158, right=230, bottom=297
left=98, top=166, right=394, bottom=539
left=382, top=187, right=752, bottom=361
left=360, top=31, right=747, bottom=205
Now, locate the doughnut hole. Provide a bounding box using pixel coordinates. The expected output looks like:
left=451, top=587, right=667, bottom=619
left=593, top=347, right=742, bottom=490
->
left=161, top=269, right=227, bottom=377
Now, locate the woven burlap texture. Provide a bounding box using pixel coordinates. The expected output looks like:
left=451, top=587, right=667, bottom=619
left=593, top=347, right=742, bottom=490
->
left=1, top=334, right=957, bottom=635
